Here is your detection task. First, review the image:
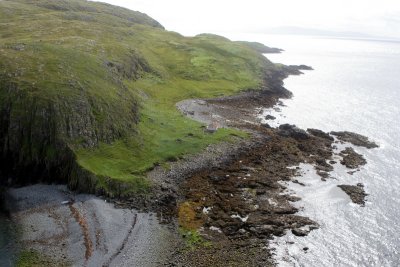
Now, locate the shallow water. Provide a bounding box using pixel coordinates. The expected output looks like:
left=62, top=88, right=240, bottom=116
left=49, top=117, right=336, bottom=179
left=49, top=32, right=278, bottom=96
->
left=219, top=33, right=400, bottom=266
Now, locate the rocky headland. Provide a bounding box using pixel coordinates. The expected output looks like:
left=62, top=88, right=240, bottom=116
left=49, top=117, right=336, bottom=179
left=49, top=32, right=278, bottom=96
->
left=0, top=0, right=379, bottom=266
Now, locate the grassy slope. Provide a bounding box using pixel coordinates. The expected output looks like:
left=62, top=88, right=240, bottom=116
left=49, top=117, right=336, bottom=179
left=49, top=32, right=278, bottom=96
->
left=0, top=0, right=278, bottom=194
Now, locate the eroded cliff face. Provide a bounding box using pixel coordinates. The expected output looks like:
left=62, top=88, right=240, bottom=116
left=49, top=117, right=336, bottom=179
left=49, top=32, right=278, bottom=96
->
left=0, top=53, right=144, bottom=187
left=0, top=0, right=164, bottom=188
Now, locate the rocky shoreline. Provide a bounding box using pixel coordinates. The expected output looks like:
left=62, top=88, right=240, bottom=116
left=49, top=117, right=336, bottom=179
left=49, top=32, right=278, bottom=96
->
left=2, top=79, right=378, bottom=267
left=164, top=91, right=378, bottom=266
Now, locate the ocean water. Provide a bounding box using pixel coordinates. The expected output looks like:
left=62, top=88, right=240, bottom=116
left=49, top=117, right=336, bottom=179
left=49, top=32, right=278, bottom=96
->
left=231, top=34, right=400, bottom=266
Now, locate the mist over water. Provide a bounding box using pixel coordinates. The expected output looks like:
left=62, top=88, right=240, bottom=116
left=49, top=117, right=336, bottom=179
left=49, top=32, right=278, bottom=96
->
left=249, top=35, right=400, bottom=266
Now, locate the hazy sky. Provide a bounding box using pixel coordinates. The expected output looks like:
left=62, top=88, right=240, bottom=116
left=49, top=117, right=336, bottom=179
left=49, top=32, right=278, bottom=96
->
left=96, top=0, right=400, bottom=40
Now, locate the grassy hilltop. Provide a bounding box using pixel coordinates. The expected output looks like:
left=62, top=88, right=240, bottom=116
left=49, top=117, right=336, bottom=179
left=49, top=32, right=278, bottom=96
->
left=0, top=0, right=282, bottom=195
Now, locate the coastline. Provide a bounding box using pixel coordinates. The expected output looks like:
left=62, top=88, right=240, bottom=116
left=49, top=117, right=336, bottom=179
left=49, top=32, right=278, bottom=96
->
left=0, top=1, right=395, bottom=265
left=167, top=89, right=377, bottom=266
left=3, top=67, right=378, bottom=266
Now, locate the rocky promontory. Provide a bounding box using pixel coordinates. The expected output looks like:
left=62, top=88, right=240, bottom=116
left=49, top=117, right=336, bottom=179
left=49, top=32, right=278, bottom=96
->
left=236, top=41, right=284, bottom=53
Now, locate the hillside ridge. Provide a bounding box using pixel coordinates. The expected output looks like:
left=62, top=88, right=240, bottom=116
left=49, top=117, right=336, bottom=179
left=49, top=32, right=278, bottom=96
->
left=0, top=0, right=286, bottom=196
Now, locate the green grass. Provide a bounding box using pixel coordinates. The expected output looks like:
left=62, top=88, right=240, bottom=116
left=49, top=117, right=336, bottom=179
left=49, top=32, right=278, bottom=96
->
left=0, top=0, right=278, bottom=194
left=77, top=99, right=247, bottom=186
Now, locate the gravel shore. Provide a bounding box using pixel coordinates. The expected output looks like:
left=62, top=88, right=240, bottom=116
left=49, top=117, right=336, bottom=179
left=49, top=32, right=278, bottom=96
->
left=6, top=184, right=178, bottom=266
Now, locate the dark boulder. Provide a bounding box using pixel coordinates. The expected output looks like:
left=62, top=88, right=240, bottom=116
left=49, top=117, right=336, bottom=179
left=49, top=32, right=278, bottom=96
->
left=264, top=115, right=276, bottom=120
left=261, top=123, right=272, bottom=129
left=292, top=228, right=309, bottom=236
left=279, top=124, right=309, bottom=140
left=307, top=128, right=334, bottom=141
left=331, top=131, right=378, bottom=148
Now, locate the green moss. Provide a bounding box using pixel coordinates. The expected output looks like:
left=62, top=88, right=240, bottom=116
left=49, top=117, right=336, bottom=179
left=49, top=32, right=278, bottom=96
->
left=0, top=0, right=277, bottom=195
left=16, top=250, right=70, bottom=267
left=179, top=228, right=212, bottom=249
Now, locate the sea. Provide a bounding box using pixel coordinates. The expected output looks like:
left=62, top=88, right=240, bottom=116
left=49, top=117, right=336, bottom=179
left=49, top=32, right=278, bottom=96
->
left=223, top=33, right=400, bottom=267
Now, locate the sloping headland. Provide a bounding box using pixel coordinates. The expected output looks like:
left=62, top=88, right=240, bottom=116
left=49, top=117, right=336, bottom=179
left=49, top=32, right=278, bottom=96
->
left=0, top=0, right=379, bottom=266
left=0, top=0, right=290, bottom=195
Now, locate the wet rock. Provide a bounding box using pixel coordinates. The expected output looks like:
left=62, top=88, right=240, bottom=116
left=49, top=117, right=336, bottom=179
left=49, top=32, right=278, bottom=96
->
left=277, top=101, right=286, bottom=107
left=331, top=131, right=378, bottom=148
left=264, top=115, right=276, bottom=120
left=315, top=165, right=333, bottom=172
left=339, top=147, right=367, bottom=169
left=307, top=128, right=334, bottom=141
left=291, top=228, right=309, bottom=236
left=286, top=196, right=301, bottom=202
left=338, top=184, right=367, bottom=206
left=261, top=123, right=272, bottom=128
left=317, top=170, right=329, bottom=179
left=249, top=225, right=275, bottom=236
left=315, top=158, right=334, bottom=171
left=278, top=124, right=309, bottom=140
left=292, top=179, right=305, bottom=186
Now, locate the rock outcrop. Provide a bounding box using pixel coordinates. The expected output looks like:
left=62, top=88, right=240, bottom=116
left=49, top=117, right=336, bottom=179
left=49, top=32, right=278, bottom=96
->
left=331, top=131, right=379, bottom=148
left=339, top=147, right=367, bottom=169
left=338, top=183, right=367, bottom=206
